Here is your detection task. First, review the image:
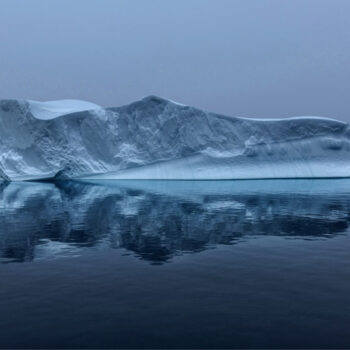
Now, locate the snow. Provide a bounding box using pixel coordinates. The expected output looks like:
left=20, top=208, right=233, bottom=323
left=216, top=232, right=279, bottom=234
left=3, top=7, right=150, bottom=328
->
left=0, top=95, right=350, bottom=181
left=28, top=99, right=101, bottom=120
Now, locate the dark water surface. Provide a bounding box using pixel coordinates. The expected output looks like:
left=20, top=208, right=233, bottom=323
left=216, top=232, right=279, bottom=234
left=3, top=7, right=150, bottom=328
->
left=1, top=179, right=350, bottom=348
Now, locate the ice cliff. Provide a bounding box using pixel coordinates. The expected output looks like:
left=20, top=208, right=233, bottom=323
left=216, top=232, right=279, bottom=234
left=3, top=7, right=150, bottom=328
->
left=0, top=96, right=349, bottom=181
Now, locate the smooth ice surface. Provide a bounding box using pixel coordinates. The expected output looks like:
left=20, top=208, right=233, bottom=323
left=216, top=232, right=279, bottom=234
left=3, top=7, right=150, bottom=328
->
left=28, top=99, right=102, bottom=120
left=1, top=96, right=350, bottom=181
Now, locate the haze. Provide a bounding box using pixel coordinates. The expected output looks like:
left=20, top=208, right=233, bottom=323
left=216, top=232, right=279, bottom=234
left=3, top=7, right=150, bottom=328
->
left=0, top=0, right=349, bottom=120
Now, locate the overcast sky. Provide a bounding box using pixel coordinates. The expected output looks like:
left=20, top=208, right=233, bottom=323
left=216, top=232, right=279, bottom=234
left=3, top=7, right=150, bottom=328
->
left=0, top=0, right=349, bottom=120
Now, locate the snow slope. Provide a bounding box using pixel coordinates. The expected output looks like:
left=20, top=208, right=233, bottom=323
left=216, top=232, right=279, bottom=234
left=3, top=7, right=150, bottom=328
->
left=0, top=96, right=350, bottom=181
left=28, top=99, right=101, bottom=120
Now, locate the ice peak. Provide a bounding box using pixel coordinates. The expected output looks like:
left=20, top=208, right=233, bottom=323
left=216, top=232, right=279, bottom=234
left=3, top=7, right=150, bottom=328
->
left=141, top=95, right=169, bottom=103
left=138, top=95, right=186, bottom=107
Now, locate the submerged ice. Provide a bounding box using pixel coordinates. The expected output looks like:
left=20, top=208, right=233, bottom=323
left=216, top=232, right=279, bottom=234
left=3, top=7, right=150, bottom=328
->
left=0, top=96, right=350, bottom=181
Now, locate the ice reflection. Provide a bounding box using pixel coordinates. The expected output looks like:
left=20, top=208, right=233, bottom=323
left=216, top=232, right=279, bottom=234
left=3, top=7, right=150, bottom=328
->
left=1, top=179, right=350, bottom=263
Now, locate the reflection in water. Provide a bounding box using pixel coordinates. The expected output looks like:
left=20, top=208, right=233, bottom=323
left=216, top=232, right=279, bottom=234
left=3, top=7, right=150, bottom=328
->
left=1, top=179, right=350, bottom=264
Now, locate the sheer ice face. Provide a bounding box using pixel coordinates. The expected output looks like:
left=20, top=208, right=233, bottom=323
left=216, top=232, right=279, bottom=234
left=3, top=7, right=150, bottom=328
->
left=0, top=96, right=350, bottom=181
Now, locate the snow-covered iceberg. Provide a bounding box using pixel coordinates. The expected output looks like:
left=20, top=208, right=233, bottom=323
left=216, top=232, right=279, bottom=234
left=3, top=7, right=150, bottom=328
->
left=1, top=96, right=350, bottom=181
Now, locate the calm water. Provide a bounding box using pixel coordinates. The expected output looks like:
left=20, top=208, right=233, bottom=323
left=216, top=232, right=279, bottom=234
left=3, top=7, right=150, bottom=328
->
left=1, top=179, right=350, bottom=348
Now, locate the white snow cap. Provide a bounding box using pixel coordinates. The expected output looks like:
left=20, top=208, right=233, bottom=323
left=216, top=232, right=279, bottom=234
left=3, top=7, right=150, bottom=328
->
left=28, top=99, right=101, bottom=120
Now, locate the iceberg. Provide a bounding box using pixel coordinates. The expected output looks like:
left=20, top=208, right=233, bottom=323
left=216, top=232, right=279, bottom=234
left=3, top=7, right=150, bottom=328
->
left=0, top=95, right=350, bottom=181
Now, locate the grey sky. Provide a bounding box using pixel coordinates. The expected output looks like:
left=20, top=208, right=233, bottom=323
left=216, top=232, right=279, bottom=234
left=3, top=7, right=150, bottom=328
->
left=0, top=0, right=349, bottom=120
